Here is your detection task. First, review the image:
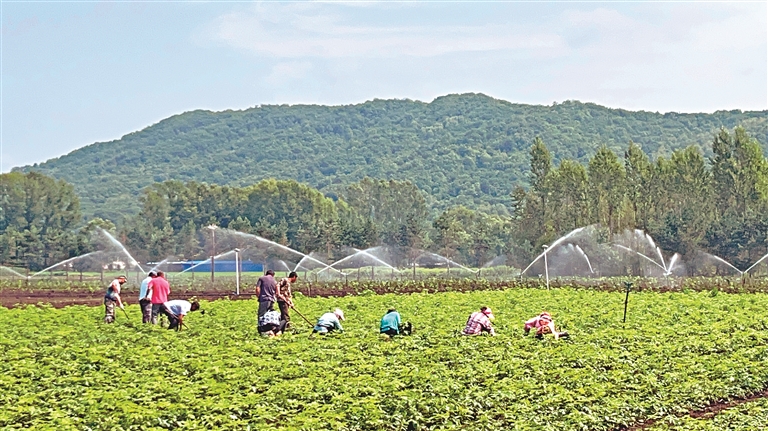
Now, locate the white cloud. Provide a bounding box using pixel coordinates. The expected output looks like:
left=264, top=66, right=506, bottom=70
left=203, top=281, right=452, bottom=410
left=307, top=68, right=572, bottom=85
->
left=207, top=3, right=565, bottom=59
left=204, top=2, right=765, bottom=112
left=265, top=61, right=314, bottom=86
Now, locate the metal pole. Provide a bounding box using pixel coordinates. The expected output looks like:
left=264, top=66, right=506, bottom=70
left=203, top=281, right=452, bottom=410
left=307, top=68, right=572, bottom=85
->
left=543, top=245, right=550, bottom=290
left=235, top=248, right=241, bottom=295
left=623, top=282, right=633, bottom=324
left=210, top=229, right=216, bottom=285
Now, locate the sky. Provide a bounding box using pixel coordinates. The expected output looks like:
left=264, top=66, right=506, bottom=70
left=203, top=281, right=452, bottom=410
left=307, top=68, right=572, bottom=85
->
left=1, top=1, right=766, bottom=173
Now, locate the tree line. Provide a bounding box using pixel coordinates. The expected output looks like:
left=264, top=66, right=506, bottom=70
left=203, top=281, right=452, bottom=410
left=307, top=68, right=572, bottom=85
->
left=2, top=127, right=766, bottom=272
left=19, top=94, right=766, bottom=222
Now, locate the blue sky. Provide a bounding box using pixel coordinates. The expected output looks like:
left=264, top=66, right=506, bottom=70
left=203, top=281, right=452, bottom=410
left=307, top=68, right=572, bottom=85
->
left=1, top=1, right=766, bottom=173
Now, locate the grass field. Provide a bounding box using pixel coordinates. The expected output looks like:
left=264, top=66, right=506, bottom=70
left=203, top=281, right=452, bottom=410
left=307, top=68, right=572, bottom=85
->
left=2, top=287, right=768, bottom=430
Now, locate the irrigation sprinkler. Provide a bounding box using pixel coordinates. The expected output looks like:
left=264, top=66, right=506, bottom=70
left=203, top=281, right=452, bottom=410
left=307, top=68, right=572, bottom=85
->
left=622, top=281, right=633, bottom=324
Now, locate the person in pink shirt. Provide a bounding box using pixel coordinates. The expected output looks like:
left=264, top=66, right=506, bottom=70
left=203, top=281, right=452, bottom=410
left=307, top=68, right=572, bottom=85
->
left=144, top=271, right=171, bottom=325
left=462, top=306, right=496, bottom=336
left=524, top=311, right=569, bottom=340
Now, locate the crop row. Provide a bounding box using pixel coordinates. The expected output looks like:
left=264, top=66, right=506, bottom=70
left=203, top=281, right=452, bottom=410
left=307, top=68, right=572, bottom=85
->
left=646, top=397, right=768, bottom=430
left=3, top=275, right=768, bottom=295
left=1, top=288, right=768, bottom=430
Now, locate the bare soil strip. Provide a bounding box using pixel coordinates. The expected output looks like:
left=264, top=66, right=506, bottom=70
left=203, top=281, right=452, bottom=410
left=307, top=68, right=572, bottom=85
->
left=616, top=389, right=768, bottom=431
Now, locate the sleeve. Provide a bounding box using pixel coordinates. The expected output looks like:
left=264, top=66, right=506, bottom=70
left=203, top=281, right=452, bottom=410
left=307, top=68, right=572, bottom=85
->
left=334, top=317, right=344, bottom=332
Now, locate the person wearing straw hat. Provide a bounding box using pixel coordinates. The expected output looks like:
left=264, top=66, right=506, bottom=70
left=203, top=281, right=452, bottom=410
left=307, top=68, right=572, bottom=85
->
left=103, top=275, right=127, bottom=323
left=462, top=306, right=496, bottom=336
left=524, top=311, right=569, bottom=340
left=312, top=308, right=345, bottom=335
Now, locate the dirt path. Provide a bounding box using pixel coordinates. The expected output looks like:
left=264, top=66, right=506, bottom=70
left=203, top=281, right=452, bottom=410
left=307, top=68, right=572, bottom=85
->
left=616, top=389, right=768, bottom=431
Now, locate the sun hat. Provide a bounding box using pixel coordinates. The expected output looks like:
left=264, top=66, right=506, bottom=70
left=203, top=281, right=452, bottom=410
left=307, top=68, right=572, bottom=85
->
left=482, top=307, right=495, bottom=320
left=334, top=308, right=345, bottom=321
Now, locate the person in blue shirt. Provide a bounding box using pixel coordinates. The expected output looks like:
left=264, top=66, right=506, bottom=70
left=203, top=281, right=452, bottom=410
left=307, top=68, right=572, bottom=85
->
left=312, top=308, right=345, bottom=335
left=380, top=308, right=413, bottom=338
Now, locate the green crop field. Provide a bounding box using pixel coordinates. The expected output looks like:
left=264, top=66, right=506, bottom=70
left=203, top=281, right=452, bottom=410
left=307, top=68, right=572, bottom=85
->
left=2, top=287, right=768, bottom=430
left=646, top=398, right=768, bottom=430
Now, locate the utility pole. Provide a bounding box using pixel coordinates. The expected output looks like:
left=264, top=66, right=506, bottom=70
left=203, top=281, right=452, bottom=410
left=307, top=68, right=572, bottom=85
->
left=207, top=225, right=217, bottom=285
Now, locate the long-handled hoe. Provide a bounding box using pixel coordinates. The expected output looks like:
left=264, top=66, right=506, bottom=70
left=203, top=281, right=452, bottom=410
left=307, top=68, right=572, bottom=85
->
left=290, top=305, right=315, bottom=328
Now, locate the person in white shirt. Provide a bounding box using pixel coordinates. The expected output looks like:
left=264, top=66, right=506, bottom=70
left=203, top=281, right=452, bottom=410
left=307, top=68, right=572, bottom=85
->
left=162, top=299, right=200, bottom=331
left=312, top=308, right=345, bottom=335
left=139, top=271, right=157, bottom=323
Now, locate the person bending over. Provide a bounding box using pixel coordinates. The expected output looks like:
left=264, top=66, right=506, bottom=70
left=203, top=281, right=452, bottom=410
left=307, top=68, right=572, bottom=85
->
left=462, top=306, right=496, bottom=336
left=104, top=275, right=127, bottom=324
left=312, top=308, right=345, bottom=335
left=524, top=311, right=569, bottom=340
left=163, top=299, right=200, bottom=331
left=380, top=308, right=412, bottom=338
left=258, top=309, right=287, bottom=337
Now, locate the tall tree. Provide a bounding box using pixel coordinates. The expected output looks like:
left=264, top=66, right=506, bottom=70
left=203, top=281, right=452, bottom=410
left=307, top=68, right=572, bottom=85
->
left=0, top=172, right=82, bottom=269
left=624, top=142, right=653, bottom=231
left=588, top=146, right=626, bottom=232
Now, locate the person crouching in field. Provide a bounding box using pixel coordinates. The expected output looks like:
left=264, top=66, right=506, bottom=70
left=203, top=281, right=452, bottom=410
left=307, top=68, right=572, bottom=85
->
left=104, top=275, right=127, bottom=323
left=163, top=299, right=200, bottom=331
left=462, top=306, right=496, bottom=336
left=258, top=309, right=286, bottom=337
left=312, top=308, right=345, bottom=335
left=380, top=308, right=413, bottom=338
left=524, top=311, right=569, bottom=340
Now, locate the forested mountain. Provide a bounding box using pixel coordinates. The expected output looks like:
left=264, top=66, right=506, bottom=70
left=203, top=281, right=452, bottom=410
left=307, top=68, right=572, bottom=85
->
left=17, top=93, right=767, bottom=221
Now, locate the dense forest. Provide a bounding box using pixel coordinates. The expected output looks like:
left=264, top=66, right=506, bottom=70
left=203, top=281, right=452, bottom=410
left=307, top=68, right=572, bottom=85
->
left=16, top=93, right=767, bottom=221
left=3, top=127, right=768, bottom=273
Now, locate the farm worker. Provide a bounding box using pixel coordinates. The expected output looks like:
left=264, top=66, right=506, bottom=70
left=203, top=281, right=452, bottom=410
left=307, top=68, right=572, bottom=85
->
left=380, top=308, right=413, bottom=337
left=276, top=271, right=298, bottom=324
left=312, top=308, right=345, bottom=335
left=103, top=275, right=127, bottom=323
left=462, top=306, right=496, bottom=336
left=524, top=312, right=569, bottom=340
left=139, top=271, right=157, bottom=324
left=145, top=271, right=170, bottom=325
left=258, top=309, right=287, bottom=337
left=255, top=269, right=277, bottom=319
left=162, top=299, right=200, bottom=331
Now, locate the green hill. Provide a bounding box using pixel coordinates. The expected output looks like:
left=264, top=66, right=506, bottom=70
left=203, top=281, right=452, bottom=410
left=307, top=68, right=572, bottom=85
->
left=17, top=93, right=767, bottom=221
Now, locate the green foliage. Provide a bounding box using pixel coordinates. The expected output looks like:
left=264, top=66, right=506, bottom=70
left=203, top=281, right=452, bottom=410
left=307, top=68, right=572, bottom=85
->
left=16, top=94, right=767, bottom=220
left=2, top=288, right=768, bottom=430
left=0, top=172, right=83, bottom=270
